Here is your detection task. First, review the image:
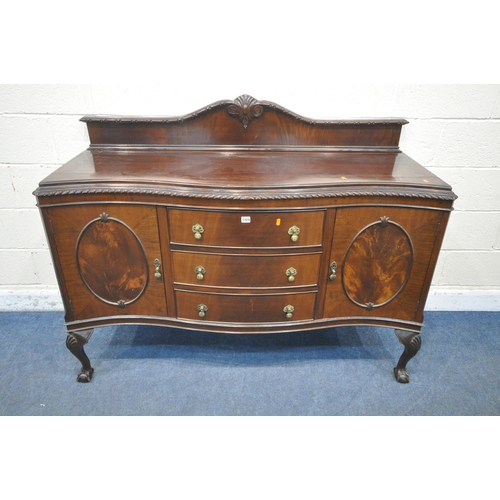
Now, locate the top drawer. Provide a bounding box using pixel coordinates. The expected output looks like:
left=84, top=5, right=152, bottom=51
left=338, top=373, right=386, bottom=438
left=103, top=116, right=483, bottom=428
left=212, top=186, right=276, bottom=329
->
left=168, top=209, right=325, bottom=248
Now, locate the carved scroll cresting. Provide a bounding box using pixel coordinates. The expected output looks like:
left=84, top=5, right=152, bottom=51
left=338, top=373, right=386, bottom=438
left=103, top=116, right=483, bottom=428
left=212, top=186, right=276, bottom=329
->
left=227, top=95, right=264, bottom=129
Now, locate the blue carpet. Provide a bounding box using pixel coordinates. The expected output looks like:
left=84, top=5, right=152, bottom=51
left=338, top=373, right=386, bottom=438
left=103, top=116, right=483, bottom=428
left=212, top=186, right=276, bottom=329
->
left=0, top=311, right=499, bottom=415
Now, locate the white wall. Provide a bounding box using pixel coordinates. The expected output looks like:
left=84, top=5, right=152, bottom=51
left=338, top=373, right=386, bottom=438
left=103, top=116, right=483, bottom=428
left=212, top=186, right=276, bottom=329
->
left=0, top=84, right=499, bottom=310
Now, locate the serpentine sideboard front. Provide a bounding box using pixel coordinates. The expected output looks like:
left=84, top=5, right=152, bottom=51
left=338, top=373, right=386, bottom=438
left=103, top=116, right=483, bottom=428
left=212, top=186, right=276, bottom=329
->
left=34, top=95, right=456, bottom=383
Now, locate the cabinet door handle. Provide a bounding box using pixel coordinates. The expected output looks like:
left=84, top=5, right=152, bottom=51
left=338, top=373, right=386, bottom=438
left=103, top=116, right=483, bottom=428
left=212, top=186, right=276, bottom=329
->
left=197, top=304, right=208, bottom=318
left=285, top=267, right=297, bottom=282
left=192, top=223, right=204, bottom=240
left=154, top=259, right=162, bottom=279
left=283, top=304, right=295, bottom=319
left=287, top=225, right=300, bottom=242
left=195, top=265, right=206, bottom=281
left=329, top=261, right=337, bottom=280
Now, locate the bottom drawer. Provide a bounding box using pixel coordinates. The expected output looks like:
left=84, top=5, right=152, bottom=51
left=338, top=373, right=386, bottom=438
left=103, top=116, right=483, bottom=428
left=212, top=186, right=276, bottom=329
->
left=175, top=290, right=317, bottom=323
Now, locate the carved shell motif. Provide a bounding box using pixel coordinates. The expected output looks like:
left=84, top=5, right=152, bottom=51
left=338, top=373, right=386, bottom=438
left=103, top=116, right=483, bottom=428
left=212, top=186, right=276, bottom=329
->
left=227, top=94, right=264, bottom=129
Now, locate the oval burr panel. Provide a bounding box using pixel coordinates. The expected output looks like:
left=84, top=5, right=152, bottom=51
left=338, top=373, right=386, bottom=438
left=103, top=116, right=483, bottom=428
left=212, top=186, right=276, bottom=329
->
left=76, top=215, right=149, bottom=306
left=342, top=218, right=413, bottom=309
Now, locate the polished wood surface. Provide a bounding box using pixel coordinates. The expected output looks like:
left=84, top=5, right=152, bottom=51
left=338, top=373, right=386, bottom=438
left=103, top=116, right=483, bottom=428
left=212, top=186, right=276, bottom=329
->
left=168, top=209, right=325, bottom=248
left=34, top=95, right=456, bottom=383
left=46, top=204, right=166, bottom=321
left=342, top=219, right=413, bottom=307
left=76, top=217, right=149, bottom=305
left=37, top=149, right=451, bottom=195
left=171, top=251, right=321, bottom=288
left=81, top=95, right=407, bottom=148
left=325, top=206, right=444, bottom=322
left=174, top=290, right=317, bottom=323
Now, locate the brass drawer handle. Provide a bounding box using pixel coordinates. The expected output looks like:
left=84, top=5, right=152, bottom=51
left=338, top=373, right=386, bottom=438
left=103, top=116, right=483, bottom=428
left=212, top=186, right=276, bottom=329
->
left=192, top=223, right=204, bottom=240
left=329, top=261, right=337, bottom=281
left=283, top=304, right=295, bottom=319
left=285, top=267, right=297, bottom=282
left=197, top=304, right=208, bottom=318
left=154, top=259, right=162, bottom=279
left=288, top=225, right=300, bottom=242
left=195, top=265, right=206, bottom=281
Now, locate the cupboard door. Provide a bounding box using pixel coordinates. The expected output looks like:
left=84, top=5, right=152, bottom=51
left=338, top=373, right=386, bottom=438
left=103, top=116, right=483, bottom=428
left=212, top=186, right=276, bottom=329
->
left=324, top=207, right=443, bottom=322
left=47, top=205, right=167, bottom=321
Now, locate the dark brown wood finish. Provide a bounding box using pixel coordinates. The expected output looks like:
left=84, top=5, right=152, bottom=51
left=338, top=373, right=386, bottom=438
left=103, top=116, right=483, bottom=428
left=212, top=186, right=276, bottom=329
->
left=324, top=206, right=444, bottom=323
left=66, top=329, right=94, bottom=382
left=34, top=95, right=456, bottom=383
left=46, top=204, right=166, bottom=321
left=171, top=251, right=321, bottom=289
left=168, top=209, right=325, bottom=248
left=37, top=149, right=450, bottom=196
left=81, top=95, right=407, bottom=148
left=175, top=290, right=317, bottom=324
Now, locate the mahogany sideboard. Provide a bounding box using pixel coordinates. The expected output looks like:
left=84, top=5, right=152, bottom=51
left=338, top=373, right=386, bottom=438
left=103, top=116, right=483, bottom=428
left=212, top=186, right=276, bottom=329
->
left=34, top=95, right=456, bottom=383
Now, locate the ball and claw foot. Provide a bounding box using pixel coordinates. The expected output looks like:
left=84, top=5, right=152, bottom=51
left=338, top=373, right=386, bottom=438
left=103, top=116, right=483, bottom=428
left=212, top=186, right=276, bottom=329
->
left=394, top=366, right=411, bottom=384
left=394, top=329, right=421, bottom=384
left=66, top=330, right=94, bottom=383
left=76, top=367, right=94, bottom=383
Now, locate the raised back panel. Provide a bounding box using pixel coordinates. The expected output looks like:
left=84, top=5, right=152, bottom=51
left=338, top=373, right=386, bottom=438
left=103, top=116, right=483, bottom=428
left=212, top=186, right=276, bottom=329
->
left=82, top=95, right=407, bottom=149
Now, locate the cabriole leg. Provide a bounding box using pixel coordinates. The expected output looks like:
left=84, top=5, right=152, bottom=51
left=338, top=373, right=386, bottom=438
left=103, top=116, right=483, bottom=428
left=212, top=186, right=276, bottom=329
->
left=394, top=329, right=421, bottom=384
left=66, top=329, right=94, bottom=383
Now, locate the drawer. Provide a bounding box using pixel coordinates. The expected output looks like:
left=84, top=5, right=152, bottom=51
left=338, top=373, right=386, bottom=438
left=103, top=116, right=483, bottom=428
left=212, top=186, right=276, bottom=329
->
left=175, top=290, right=317, bottom=323
left=168, top=209, right=324, bottom=248
left=171, top=251, right=321, bottom=288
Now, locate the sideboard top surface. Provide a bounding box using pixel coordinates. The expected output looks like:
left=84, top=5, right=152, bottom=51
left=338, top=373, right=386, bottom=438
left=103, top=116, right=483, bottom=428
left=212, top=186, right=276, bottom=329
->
left=37, top=149, right=451, bottom=193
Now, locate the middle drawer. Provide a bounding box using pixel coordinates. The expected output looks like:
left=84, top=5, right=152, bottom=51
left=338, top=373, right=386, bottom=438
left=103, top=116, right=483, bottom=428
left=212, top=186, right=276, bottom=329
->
left=171, top=251, right=321, bottom=288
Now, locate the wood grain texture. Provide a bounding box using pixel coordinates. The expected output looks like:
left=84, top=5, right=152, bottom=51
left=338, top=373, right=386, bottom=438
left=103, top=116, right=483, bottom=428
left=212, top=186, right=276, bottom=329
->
left=342, top=221, right=413, bottom=308
left=175, top=290, right=317, bottom=323
left=35, top=149, right=454, bottom=201
left=325, top=206, right=443, bottom=322
left=168, top=209, right=325, bottom=248
left=81, top=95, right=407, bottom=148
left=47, top=204, right=166, bottom=321
left=171, top=251, right=321, bottom=289
left=76, top=218, right=148, bottom=305
left=34, top=98, right=456, bottom=383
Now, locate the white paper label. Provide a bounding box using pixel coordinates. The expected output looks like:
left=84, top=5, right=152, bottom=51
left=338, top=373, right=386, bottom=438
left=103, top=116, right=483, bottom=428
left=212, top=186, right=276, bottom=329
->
left=241, top=216, right=251, bottom=223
